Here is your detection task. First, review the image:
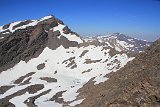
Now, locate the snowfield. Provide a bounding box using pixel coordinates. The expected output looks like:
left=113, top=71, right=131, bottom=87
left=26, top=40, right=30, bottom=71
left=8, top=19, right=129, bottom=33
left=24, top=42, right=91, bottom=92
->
left=0, top=45, right=134, bottom=107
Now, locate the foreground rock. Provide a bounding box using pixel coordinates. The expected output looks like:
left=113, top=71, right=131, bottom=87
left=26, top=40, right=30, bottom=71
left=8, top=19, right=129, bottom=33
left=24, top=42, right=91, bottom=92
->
left=77, top=39, right=160, bottom=107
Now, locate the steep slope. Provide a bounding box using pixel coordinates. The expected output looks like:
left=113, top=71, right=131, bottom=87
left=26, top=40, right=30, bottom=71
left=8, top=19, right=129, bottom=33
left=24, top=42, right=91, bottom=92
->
left=0, top=15, right=82, bottom=73
left=76, top=39, right=160, bottom=107
left=0, top=15, right=151, bottom=107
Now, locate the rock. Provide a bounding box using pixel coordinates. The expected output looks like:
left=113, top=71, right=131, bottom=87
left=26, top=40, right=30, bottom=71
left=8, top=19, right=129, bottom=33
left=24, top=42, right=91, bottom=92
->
left=0, top=85, right=14, bottom=94
left=2, top=23, right=10, bottom=30
left=14, top=72, right=35, bottom=84
left=40, top=77, right=57, bottom=83
left=84, top=59, right=102, bottom=64
left=47, top=30, right=61, bottom=50
left=50, top=91, right=66, bottom=104
left=37, top=63, right=45, bottom=70
left=63, top=26, right=71, bottom=34
left=60, top=36, right=78, bottom=49
left=79, top=50, right=89, bottom=58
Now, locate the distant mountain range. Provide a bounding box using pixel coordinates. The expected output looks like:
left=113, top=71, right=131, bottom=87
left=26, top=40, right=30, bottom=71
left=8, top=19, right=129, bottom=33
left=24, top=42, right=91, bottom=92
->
left=0, top=15, right=157, bottom=107
left=84, top=33, right=151, bottom=52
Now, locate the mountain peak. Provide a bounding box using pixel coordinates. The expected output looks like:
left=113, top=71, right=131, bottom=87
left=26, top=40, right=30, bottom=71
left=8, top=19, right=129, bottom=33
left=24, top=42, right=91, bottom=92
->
left=0, top=14, right=83, bottom=72
left=111, top=32, right=121, bottom=36
left=0, top=15, right=64, bottom=34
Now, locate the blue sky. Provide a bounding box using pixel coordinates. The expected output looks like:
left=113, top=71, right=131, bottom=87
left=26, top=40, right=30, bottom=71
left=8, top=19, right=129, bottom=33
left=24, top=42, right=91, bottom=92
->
left=0, top=0, right=160, bottom=41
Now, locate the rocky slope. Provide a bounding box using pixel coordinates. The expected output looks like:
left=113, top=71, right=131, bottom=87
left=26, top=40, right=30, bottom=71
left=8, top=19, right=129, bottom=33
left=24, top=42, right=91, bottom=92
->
left=76, top=39, right=160, bottom=107
left=0, top=15, right=82, bottom=73
left=0, top=15, right=152, bottom=107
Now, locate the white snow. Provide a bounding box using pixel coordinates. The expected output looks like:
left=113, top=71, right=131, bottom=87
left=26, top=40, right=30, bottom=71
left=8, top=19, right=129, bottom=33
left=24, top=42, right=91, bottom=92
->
left=117, top=40, right=134, bottom=48
left=40, top=15, right=53, bottom=21
left=53, top=24, right=83, bottom=43
left=0, top=16, right=52, bottom=33
left=0, top=37, right=4, bottom=39
left=128, top=39, right=134, bottom=41
left=14, top=20, right=38, bottom=31
left=36, top=101, right=62, bottom=107
left=94, top=75, right=108, bottom=85
left=0, top=21, right=21, bottom=33
left=115, top=46, right=122, bottom=51
left=0, top=26, right=3, bottom=31
left=106, top=41, right=113, bottom=48
left=10, top=92, right=29, bottom=107
left=0, top=20, right=37, bottom=33
left=8, top=21, right=22, bottom=32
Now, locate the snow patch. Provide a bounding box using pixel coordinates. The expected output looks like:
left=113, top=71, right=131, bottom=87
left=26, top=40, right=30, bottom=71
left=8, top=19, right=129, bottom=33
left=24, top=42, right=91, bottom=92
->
left=53, top=24, right=83, bottom=43
left=40, top=15, right=53, bottom=21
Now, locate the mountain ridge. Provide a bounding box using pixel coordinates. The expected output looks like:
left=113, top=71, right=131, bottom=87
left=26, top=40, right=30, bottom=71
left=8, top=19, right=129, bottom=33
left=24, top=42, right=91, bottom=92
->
left=84, top=32, right=151, bottom=52
left=0, top=15, right=83, bottom=73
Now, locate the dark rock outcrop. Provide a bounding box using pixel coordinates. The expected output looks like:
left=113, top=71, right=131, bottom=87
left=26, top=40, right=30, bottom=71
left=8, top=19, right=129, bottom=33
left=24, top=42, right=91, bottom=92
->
left=0, top=25, right=48, bottom=73
left=84, top=59, right=102, bottom=64
left=0, top=85, right=14, bottom=94
left=63, top=26, right=71, bottom=34
left=37, top=63, right=45, bottom=70
left=50, top=91, right=66, bottom=104
left=40, top=77, right=57, bottom=83
left=14, top=72, right=35, bottom=84
left=60, top=36, right=78, bottom=49
left=2, top=23, right=10, bottom=30
left=47, top=30, right=61, bottom=50
left=79, top=50, right=89, bottom=58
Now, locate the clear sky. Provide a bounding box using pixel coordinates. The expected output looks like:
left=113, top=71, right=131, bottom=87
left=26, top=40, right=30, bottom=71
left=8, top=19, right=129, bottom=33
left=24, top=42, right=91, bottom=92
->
left=0, top=0, right=160, bottom=41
